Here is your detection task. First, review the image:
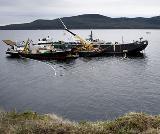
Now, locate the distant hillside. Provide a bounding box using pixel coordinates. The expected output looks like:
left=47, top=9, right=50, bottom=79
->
left=1, top=14, right=160, bottom=30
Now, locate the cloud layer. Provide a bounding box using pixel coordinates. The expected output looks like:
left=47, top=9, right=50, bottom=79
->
left=0, top=0, right=160, bottom=25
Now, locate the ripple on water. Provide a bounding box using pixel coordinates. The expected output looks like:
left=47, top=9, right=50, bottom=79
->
left=0, top=30, right=160, bottom=121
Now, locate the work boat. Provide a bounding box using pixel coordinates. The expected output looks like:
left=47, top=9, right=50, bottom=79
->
left=3, top=39, right=72, bottom=60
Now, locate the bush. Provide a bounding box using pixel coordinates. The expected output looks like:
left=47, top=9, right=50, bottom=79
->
left=0, top=111, right=160, bottom=134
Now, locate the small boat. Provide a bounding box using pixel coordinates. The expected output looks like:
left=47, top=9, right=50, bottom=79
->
left=66, top=54, right=79, bottom=59
left=18, top=51, right=69, bottom=60
left=78, top=50, right=104, bottom=57
left=6, top=48, right=20, bottom=57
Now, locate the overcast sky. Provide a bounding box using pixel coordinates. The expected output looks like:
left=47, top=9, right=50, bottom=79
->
left=0, top=0, right=160, bottom=26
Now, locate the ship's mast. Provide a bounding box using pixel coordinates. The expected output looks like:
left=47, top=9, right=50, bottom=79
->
left=90, top=30, right=93, bottom=41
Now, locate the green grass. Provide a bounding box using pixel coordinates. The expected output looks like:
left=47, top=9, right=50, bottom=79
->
left=0, top=111, right=160, bottom=134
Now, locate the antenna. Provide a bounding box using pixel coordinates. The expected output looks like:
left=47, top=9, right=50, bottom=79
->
left=59, top=18, right=67, bottom=29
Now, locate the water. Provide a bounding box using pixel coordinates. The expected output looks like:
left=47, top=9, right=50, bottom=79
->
left=0, top=29, right=160, bottom=121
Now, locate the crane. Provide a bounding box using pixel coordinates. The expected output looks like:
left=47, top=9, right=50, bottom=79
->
left=59, top=18, right=94, bottom=51
left=22, top=38, right=30, bottom=54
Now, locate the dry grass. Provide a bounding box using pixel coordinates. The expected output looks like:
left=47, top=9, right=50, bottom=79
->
left=0, top=111, right=160, bottom=134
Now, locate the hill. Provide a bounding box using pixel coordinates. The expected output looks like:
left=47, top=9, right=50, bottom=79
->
left=0, top=14, right=160, bottom=29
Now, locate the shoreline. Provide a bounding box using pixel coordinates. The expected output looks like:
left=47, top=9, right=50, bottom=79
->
left=0, top=110, right=160, bottom=133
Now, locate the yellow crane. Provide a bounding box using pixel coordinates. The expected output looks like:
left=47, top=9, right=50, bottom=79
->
left=59, top=18, right=94, bottom=51
left=22, top=38, right=30, bottom=54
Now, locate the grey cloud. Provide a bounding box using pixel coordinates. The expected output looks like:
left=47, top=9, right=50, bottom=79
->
left=0, top=0, right=160, bottom=25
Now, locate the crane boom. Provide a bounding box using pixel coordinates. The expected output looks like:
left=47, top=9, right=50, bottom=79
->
left=23, top=38, right=30, bottom=53
left=59, top=18, right=92, bottom=47
left=59, top=18, right=67, bottom=30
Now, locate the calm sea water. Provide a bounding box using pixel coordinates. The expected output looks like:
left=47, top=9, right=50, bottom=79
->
left=0, top=29, right=160, bottom=121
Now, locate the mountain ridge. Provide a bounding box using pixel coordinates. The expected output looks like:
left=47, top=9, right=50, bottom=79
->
left=0, top=14, right=160, bottom=30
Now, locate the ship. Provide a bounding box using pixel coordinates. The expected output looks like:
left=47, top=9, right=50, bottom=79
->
left=3, top=39, right=73, bottom=60
left=59, top=18, right=106, bottom=57
left=58, top=19, right=148, bottom=56
left=3, top=35, right=148, bottom=59
left=54, top=33, right=148, bottom=56
left=2, top=19, right=148, bottom=59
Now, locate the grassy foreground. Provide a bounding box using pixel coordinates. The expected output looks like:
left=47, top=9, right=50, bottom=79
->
left=0, top=111, right=160, bottom=134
